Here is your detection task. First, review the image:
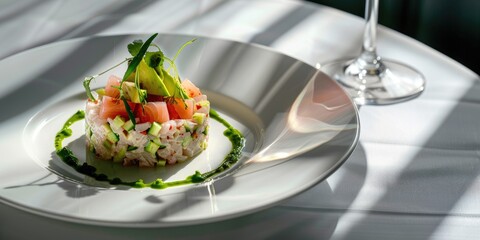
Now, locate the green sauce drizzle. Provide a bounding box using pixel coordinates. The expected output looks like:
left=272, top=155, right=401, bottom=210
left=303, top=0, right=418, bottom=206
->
left=201, top=109, right=245, bottom=180
left=54, top=110, right=85, bottom=151
left=54, top=109, right=245, bottom=189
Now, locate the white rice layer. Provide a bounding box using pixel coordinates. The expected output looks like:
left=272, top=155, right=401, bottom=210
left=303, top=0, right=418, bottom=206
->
left=85, top=96, right=210, bottom=167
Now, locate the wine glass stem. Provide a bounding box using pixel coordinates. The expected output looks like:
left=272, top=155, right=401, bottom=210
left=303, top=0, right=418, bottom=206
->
left=357, top=0, right=384, bottom=73
left=363, top=0, right=378, bottom=54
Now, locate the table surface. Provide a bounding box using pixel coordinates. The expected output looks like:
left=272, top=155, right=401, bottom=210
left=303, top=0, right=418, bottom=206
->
left=1, top=0, right=479, bottom=239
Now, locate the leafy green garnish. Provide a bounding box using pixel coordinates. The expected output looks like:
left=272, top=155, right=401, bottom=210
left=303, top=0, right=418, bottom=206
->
left=128, top=39, right=164, bottom=68
left=164, top=60, right=189, bottom=100
left=127, top=39, right=143, bottom=56
left=122, top=33, right=158, bottom=83
left=145, top=51, right=164, bottom=68
left=121, top=98, right=136, bottom=128
left=119, top=33, right=158, bottom=129
left=82, top=33, right=198, bottom=128
left=134, top=66, right=147, bottom=104
left=171, top=38, right=196, bottom=63
left=83, top=76, right=96, bottom=101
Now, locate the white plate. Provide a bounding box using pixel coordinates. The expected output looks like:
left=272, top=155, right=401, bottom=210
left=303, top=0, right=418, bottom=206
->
left=0, top=34, right=359, bottom=227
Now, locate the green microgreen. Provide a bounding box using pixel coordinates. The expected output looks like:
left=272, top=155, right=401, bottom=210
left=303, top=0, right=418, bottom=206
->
left=83, top=58, right=129, bottom=101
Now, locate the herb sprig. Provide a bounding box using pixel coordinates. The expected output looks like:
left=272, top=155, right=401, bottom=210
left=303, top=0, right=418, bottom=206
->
left=83, top=59, right=129, bottom=101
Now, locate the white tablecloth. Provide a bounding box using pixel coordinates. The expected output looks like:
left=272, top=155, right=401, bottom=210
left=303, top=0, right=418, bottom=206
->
left=1, top=0, right=479, bottom=239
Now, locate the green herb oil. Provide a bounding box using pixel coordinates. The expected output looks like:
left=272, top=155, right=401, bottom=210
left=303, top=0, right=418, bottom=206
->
left=54, top=109, right=245, bottom=189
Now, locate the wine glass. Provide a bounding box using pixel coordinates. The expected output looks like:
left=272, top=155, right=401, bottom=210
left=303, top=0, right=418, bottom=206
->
left=321, top=0, right=425, bottom=105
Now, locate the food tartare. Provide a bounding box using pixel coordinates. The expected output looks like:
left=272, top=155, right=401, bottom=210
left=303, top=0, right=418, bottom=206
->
left=83, top=34, right=209, bottom=167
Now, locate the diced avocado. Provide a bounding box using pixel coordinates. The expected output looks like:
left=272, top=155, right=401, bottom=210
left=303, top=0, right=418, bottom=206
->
left=113, top=146, right=127, bottom=163
left=157, top=68, right=189, bottom=99
left=148, top=122, right=162, bottom=136
left=89, top=135, right=97, bottom=152
left=184, top=123, right=191, bottom=133
left=150, top=137, right=166, bottom=149
left=198, top=100, right=210, bottom=108
left=95, top=88, right=106, bottom=97
left=88, top=142, right=95, bottom=153
left=107, top=131, right=119, bottom=143
left=86, top=125, right=93, bottom=137
left=192, top=113, right=206, bottom=125
left=102, top=123, right=119, bottom=143
left=127, top=145, right=138, bottom=151
left=157, top=159, right=167, bottom=167
left=202, top=125, right=209, bottom=135
left=103, top=139, right=113, bottom=149
left=201, top=141, right=208, bottom=150
left=102, top=123, right=113, bottom=132
left=126, top=59, right=170, bottom=96
left=112, top=116, right=125, bottom=129
left=122, top=120, right=135, bottom=131
left=182, top=135, right=192, bottom=148
left=151, top=137, right=162, bottom=146
left=145, top=141, right=160, bottom=155
left=121, top=81, right=146, bottom=103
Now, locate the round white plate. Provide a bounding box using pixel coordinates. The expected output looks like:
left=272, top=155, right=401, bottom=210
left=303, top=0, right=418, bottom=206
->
left=0, top=34, right=359, bottom=227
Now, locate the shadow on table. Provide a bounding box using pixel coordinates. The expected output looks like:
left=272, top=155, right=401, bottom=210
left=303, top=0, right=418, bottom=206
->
left=0, top=1, right=154, bottom=59
left=337, top=77, right=480, bottom=239
left=0, top=178, right=338, bottom=240
left=266, top=142, right=367, bottom=239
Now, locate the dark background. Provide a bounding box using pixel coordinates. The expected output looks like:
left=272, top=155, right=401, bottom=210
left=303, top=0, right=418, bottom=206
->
left=306, top=0, right=479, bottom=74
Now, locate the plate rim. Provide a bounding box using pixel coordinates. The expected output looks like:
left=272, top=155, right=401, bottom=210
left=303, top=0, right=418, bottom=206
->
left=0, top=33, right=360, bottom=227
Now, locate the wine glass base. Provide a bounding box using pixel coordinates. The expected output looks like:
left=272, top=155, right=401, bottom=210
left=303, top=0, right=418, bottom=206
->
left=322, top=58, right=425, bottom=105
